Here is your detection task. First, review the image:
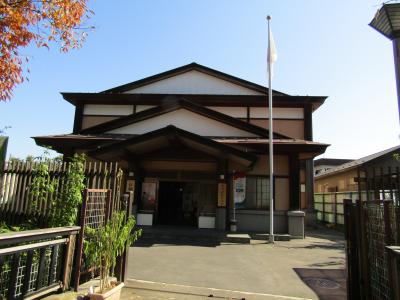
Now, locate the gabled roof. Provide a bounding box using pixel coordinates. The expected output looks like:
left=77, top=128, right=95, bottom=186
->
left=101, top=62, right=287, bottom=96
left=316, top=145, right=400, bottom=179
left=79, top=96, right=289, bottom=139
left=88, top=125, right=257, bottom=168
left=314, top=158, right=354, bottom=167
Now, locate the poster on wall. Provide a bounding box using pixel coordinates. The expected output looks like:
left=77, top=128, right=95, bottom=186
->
left=141, top=182, right=156, bottom=211
left=233, top=172, right=246, bottom=209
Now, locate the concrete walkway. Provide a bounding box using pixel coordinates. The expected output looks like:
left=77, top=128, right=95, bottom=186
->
left=126, top=228, right=346, bottom=299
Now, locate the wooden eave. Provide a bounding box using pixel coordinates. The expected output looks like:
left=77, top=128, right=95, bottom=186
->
left=61, top=93, right=327, bottom=111
left=88, top=125, right=258, bottom=167
left=32, top=134, right=128, bottom=153
left=216, top=138, right=330, bottom=158
left=79, top=97, right=289, bottom=139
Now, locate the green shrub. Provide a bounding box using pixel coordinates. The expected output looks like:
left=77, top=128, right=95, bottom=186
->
left=84, top=211, right=142, bottom=293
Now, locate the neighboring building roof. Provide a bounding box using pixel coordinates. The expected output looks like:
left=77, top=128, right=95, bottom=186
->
left=369, top=3, right=400, bottom=40
left=314, top=158, right=354, bottom=167
left=78, top=97, right=289, bottom=139
left=315, top=145, right=400, bottom=179
left=101, top=62, right=287, bottom=96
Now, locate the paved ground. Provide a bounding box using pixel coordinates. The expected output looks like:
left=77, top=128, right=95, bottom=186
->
left=125, top=228, right=346, bottom=300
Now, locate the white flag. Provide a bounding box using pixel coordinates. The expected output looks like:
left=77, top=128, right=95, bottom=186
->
left=267, top=28, right=277, bottom=77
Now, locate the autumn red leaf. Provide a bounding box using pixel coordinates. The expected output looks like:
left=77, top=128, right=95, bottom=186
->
left=0, top=0, right=93, bottom=101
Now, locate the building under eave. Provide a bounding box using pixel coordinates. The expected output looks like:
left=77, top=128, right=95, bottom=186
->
left=34, top=63, right=329, bottom=234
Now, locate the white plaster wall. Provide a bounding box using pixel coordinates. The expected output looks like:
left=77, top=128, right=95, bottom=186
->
left=206, top=106, right=247, bottom=118
left=136, top=105, right=156, bottom=112
left=107, top=109, right=258, bottom=137
left=124, top=70, right=264, bottom=95
left=83, top=104, right=134, bottom=115
left=250, top=107, right=304, bottom=119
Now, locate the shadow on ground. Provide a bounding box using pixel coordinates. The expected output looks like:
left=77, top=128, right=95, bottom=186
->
left=294, top=268, right=347, bottom=300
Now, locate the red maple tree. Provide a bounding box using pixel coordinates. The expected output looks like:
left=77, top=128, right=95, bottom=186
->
left=0, top=0, right=93, bottom=101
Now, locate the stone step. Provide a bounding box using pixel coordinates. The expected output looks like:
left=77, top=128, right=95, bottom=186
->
left=138, top=226, right=290, bottom=244
left=224, top=233, right=251, bottom=243
left=250, top=233, right=291, bottom=241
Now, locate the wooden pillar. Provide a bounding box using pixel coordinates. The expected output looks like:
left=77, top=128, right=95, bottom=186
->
left=289, top=154, right=300, bottom=210
left=303, top=103, right=315, bottom=212
left=305, top=160, right=315, bottom=210
left=216, top=160, right=228, bottom=231
left=127, top=161, right=142, bottom=211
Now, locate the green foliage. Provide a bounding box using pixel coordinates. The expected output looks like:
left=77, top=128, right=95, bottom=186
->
left=51, top=153, right=86, bottom=227
left=84, top=211, right=142, bottom=293
left=0, top=222, right=23, bottom=233
left=29, top=151, right=58, bottom=216
left=29, top=152, right=86, bottom=228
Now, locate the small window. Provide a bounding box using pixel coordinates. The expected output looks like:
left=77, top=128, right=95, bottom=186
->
left=239, top=177, right=270, bottom=210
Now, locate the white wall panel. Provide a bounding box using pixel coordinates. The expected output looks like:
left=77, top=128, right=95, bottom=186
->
left=136, top=105, right=156, bottom=112
left=84, top=104, right=134, bottom=116
left=206, top=106, right=247, bottom=118
left=250, top=107, right=303, bottom=119
left=107, top=109, right=258, bottom=137
left=124, top=70, right=264, bottom=95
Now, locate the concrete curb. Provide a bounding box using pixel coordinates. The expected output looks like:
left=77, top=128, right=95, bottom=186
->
left=125, top=278, right=312, bottom=300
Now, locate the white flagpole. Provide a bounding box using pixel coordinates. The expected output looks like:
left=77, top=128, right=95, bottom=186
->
left=267, top=15, right=274, bottom=244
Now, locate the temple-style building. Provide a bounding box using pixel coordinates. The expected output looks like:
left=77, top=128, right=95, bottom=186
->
left=34, top=63, right=328, bottom=235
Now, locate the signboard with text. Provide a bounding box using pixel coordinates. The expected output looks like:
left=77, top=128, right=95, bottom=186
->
left=217, top=183, right=227, bottom=207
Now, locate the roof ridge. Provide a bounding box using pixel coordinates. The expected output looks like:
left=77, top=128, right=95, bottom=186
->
left=100, top=62, right=288, bottom=96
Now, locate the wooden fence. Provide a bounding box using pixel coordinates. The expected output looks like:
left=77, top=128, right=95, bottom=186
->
left=344, top=199, right=400, bottom=300
left=0, top=161, right=123, bottom=226
left=314, top=191, right=376, bottom=226
left=344, top=165, right=400, bottom=300
left=0, top=226, right=80, bottom=299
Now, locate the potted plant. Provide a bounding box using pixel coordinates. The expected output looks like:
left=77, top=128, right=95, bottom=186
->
left=84, top=211, right=142, bottom=300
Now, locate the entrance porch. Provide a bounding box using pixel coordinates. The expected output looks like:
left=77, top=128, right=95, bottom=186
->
left=88, top=126, right=256, bottom=231
left=84, top=125, right=328, bottom=234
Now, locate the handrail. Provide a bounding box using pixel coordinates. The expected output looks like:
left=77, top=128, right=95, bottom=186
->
left=0, top=238, right=69, bottom=256
left=0, top=226, right=80, bottom=246
left=0, top=226, right=80, bottom=299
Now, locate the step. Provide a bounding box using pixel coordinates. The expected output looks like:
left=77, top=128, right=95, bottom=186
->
left=250, top=233, right=291, bottom=241
left=224, top=233, right=251, bottom=243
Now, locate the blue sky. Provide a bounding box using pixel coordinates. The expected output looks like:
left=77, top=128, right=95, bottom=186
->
left=1, top=0, right=399, bottom=160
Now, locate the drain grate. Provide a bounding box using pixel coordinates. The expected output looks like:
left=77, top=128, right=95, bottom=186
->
left=304, top=278, right=340, bottom=289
